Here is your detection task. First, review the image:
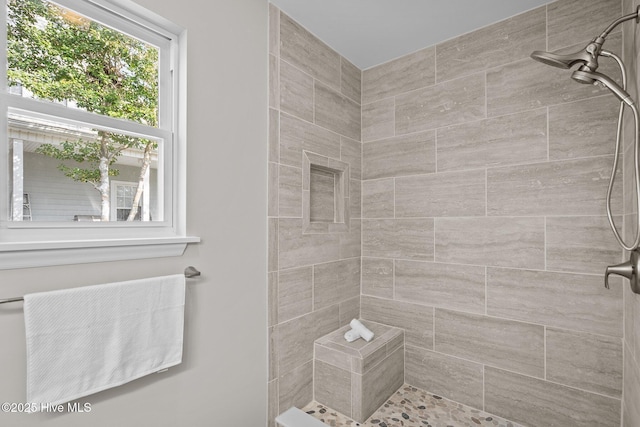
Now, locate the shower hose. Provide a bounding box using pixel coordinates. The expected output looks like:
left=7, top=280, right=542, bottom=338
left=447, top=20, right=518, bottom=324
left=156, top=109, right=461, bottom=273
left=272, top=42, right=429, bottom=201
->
left=602, top=50, right=640, bottom=251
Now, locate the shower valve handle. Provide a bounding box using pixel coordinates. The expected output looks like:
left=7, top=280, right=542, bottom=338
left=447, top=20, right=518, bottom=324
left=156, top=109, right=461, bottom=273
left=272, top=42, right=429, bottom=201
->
left=605, top=250, right=640, bottom=294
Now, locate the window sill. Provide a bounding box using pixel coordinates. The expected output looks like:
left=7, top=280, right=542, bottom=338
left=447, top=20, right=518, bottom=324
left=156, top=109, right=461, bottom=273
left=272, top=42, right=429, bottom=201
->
left=0, top=236, right=200, bottom=270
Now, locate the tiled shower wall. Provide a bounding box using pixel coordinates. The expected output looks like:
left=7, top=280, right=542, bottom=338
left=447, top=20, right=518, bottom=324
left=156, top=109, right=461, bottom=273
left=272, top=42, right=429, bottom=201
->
left=623, top=0, right=640, bottom=425
left=267, top=5, right=362, bottom=426
left=268, top=0, right=640, bottom=426
left=360, top=0, right=627, bottom=426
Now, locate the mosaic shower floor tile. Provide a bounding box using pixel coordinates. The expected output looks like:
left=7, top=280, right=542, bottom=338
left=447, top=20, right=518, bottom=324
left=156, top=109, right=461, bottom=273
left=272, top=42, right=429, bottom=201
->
left=302, top=384, right=523, bottom=427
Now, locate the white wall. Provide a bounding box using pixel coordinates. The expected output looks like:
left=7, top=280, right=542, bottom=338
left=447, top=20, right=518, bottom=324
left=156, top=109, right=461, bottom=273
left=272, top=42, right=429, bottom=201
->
left=0, top=0, right=269, bottom=425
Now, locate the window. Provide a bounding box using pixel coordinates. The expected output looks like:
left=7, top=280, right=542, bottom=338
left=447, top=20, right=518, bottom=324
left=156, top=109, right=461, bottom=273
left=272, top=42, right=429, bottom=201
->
left=111, top=180, right=148, bottom=221
left=0, top=0, right=197, bottom=269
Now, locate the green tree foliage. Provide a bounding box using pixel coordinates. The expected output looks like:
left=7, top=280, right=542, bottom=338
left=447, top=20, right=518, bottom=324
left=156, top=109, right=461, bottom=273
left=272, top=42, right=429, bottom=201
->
left=7, top=0, right=159, bottom=220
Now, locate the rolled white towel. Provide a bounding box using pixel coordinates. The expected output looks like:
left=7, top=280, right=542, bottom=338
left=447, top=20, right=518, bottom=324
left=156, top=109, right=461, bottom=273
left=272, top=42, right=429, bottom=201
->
left=350, top=319, right=374, bottom=342
left=344, top=329, right=361, bottom=342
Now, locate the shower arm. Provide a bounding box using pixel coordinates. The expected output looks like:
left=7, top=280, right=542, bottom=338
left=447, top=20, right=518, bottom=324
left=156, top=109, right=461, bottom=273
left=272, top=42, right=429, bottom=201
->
left=599, top=7, right=640, bottom=39
left=580, top=7, right=640, bottom=69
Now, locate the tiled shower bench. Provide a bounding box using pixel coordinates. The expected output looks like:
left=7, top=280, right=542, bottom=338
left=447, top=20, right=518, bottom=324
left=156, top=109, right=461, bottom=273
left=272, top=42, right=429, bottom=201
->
left=313, top=321, right=405, bottom=423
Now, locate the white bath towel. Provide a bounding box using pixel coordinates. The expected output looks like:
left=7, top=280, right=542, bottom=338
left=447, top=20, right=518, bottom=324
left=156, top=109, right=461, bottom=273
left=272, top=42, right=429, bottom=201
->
left=24, top=274, right=185, bottom=407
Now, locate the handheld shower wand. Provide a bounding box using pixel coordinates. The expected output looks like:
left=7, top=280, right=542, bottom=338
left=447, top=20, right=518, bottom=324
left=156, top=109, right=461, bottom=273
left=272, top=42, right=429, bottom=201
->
left=571, top=69, right=633, bottom=105
left=530, top=7, right=640, bottom=293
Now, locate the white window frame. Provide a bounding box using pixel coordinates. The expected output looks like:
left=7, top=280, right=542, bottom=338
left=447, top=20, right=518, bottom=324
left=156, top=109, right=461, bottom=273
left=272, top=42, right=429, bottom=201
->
left=0, top=0, right=198, bottom=269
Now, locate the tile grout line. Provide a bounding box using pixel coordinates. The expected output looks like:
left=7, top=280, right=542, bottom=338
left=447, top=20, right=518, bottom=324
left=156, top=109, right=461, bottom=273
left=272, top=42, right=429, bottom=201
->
left=482, top=364, right=486, bottom=412
left=435, top=126, right=439, bottom=173
left=485, top=168, right=488, bottom=217
left=545, top=4, right=548, bottom=52
left=485, top=266, right=488, bottom=316
left=544, top=325, right=547, bottom=380
left=392, top=258, right=396, bottom=300
left=432, top=306, right=436, bottom=351
left=546, top=106, right=550, bottom=162
left=544, top=216, right=547, bottom=271
left=484, top=70, right=488, bottom=119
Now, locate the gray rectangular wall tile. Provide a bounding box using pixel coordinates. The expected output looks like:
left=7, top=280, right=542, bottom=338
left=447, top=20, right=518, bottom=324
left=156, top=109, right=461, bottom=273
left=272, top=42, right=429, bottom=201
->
left=315, top=82, right=361, bottom=141
left=313, top=258, right=360, bottom=310
left=280, top=59, right=314, bottom=123
left=350, top=179, right=361, bottom=219
left=278, top=218, right=341, bottom=270
left=280, top=113, right=341, bottom=169
left=436, top=7, right=545, bottom=82
left=339, top=296, right=360, bottom=326
left=269, top=108, right=279, bottom=163
left=268, top=162, right=279, bottom=217
left=435, top=217, right=545, bottom=269
left=547, top=0, right=621, bottom=51
left=634, top=277, right=640, bottom=380
left=269, top=326, right=279, bottom=381
left=487, top=268, right=623, bottom=337
left=341, top=136, right=361, bottom=180
left=485, top=367, right=621, bottom=427
left=395, top=169, right=486, bottom=217
left=487, top=156, right=622, bottom=216
left=623, top=284, right=635, bottom=385
left=341, top=57, right=361, bottom=104
left=435, top=309, right=544, bottom=377
left=546, top=216, right=623, bottom=275
left=362, top=99, right=395, bottom=142
left=278, top=267, right=312, bottom=323
left=436, top=109, right=547, bottom=172
left=362, top=46, right=435, bottom=104
left=269, top=54, right=279, bottom=109
left=624, top=345, right=640, bottom=427
left=361, top=295, right=433, bottom=349
left=405, top=345, right=483, bottom=409
left=363, top=218, right=434, bottom=261
left=549, top=96, right=619, bottom=160
left=546, top=328, right=622, bottom=398
left=396, top=73, right=486, bottom=135
left=268, top=379, right=278, bottom=427
left=361, top=257, right=394, bottom=299
left=363, top=131, right=435, bottom=180
left=339, top=219, right=361, bottom=259
left=269, top=272, right=278, bottom=327
left=362, top=179, right=394, bottom=218
left=280, top=12, right=341, bottom=89
left=277, top=305, right=339, bottom=375
left=279, top=165, right=302, bottom=218
left=278, top=360, right=313, bottom=414
left=395, top=260, right=485, bottom=314
left=269, top=217, right=278, bottom=272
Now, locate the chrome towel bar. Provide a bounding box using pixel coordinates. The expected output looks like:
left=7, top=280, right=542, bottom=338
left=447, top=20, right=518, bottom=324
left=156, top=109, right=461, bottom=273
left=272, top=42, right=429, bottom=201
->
left=0, top=266, right=201, bottom=305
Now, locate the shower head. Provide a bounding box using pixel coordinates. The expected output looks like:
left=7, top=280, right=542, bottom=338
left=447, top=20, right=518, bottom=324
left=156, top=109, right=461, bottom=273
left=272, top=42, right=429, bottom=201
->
left=572, top=69, right=634, bottom=106
left=530, top=40, right=602, bottom=71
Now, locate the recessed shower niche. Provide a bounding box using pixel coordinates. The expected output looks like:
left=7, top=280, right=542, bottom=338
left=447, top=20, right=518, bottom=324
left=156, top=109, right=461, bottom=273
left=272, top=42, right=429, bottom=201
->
left=303, top=151, right=350, bottom=234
